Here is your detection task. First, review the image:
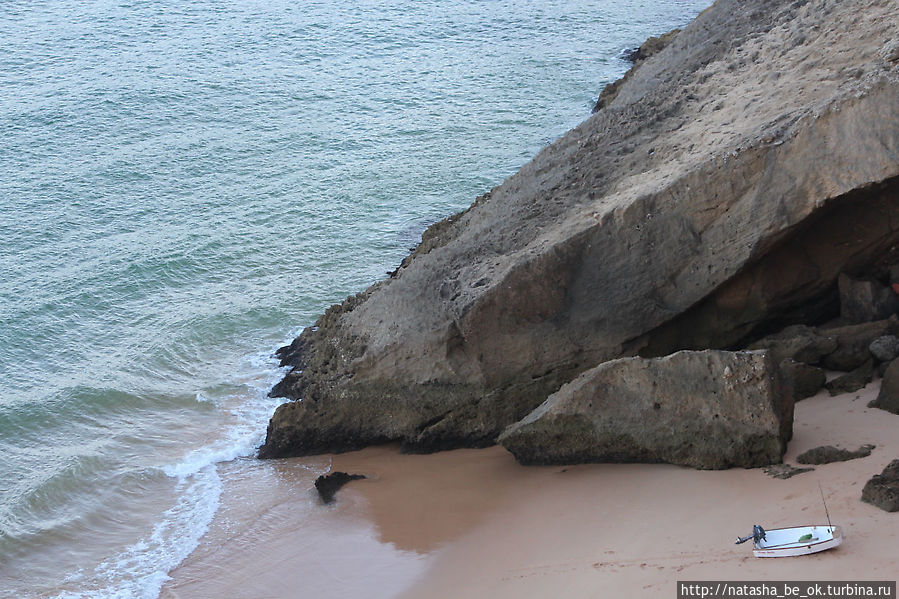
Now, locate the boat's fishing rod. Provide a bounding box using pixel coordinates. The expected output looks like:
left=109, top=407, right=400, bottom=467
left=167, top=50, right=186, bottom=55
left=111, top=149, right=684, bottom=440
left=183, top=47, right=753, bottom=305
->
left=818, top=481, right=832, bottom=529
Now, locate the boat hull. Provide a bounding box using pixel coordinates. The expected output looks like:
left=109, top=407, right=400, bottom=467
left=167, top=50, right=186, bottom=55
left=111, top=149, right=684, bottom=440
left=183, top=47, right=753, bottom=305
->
left=753, top=525, right=842, bottom=558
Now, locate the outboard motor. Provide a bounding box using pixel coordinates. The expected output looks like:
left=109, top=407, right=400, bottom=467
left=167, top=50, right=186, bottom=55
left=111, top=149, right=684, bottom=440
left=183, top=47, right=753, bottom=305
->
left=735, top=524, right=767, bottom=545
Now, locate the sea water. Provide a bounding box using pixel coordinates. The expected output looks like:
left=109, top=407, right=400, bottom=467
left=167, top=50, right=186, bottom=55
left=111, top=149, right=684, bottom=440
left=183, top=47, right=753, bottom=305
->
left=0, top=1, right=710, bottom=596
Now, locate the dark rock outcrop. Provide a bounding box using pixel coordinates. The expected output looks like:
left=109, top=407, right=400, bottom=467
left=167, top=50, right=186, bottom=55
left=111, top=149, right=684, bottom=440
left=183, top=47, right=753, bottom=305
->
left=861, top=460, right=899, bottom=512
left=825, top=360, right=874, bottom=396
left=780, top=359, right=826, bottom=401
left=821, top=315, right=899, bottom=372
left=820, top=318, right=899, bottom=372
left=869, top=335, right=899, bottom=363
left=749, top=319, right=899, bottom=375
left=314, top=472, right=366, bottom=504
left=259, top=0, right=899, bottom=459
left=869, top=360, right=899, bottom=414
left=498, top=351, right=792, bottom=469
left=797, top=444, right=875, bottom=465
left=748, top=326, right=837, bottom=366
left=838, top=274, right=899, bottom=324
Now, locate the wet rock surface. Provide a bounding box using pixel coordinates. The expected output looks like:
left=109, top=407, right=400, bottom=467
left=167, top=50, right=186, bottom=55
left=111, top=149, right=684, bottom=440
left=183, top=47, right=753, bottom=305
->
left=314, top=472, right=367, bottom=504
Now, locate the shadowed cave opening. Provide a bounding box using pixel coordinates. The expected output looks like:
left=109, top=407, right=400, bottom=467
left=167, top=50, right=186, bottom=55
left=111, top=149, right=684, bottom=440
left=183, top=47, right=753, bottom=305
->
left=638, top=175, right=899, bottom=358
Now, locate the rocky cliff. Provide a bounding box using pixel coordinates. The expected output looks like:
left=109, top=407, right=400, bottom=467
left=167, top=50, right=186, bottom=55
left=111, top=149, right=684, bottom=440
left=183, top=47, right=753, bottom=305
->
left=259, top=0, right=899, bottom=459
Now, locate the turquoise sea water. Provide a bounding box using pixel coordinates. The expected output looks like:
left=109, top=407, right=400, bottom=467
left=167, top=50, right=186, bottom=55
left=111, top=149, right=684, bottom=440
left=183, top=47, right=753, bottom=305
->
left=0, top=1, right=710, bottom=596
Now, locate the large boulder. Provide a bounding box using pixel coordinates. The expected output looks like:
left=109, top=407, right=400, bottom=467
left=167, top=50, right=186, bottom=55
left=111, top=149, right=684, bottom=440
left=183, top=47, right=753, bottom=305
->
left=259, top=0, right=899, bottom=459
left=498, top=351, right=792, bottom=469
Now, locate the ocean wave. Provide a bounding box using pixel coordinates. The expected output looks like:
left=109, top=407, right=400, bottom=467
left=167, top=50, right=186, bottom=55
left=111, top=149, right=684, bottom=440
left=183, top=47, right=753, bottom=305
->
left=41, top=349, right=287, bottom=599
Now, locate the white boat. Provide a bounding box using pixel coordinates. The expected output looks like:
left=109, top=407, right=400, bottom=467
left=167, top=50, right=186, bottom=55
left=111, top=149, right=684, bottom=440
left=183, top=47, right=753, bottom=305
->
left=751, top=525, right=843, bottom=558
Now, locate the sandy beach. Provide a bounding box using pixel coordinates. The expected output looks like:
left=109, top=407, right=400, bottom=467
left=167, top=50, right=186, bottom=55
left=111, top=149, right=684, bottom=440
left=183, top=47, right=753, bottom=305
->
left=162, top=379, right=899, bottom=598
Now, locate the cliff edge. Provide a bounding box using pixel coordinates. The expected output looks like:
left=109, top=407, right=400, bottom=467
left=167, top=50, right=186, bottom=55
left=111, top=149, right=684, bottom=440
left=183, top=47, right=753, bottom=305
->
left=260, top=0, right=899, bottom=459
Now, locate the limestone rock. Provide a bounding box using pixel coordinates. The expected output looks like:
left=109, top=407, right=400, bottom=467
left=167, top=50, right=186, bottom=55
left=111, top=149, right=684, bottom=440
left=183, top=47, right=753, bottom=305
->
left=601, top=28, right=681, bottom=112
left=621, top=28, right=681, bottom=64
left=498, top=351, right=792, bottom=470
left=797, top=444, right=875, bottom=465
left=869, top=360, right=899, bottom=414
left=779, top=359, right=826, bottom=401
left=260, top=0, right=899, bottom=459
left=861, top=460, right=899, bottom=512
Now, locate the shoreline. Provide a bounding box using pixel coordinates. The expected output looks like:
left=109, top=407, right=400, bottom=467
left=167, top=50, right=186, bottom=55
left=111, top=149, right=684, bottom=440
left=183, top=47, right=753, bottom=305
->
left=163, top=381, right=899, bottom=598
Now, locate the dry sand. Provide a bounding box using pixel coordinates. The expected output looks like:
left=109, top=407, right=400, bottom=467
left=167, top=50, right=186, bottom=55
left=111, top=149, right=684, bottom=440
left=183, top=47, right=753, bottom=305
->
left=163, top=381, right=899, bottom=598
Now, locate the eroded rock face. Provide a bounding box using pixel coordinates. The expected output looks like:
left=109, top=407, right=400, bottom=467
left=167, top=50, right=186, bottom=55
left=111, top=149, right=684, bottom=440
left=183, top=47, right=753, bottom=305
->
left=498, top=351, right=792, bottom=469
left=259, top=0, right=899, bottom=459
left=596, top=28, right=681, bottom=112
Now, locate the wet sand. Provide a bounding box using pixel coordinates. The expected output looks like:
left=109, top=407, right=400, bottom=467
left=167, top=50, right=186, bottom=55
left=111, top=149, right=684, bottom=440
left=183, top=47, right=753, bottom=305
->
left=163, top=381, right=899, bottom=598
